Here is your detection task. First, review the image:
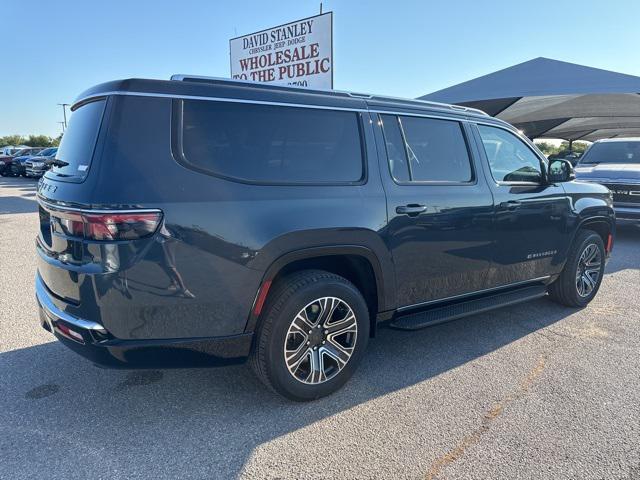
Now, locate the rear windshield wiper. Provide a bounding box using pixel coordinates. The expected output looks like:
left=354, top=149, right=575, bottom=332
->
left=51, top=159, right=69, bottom=167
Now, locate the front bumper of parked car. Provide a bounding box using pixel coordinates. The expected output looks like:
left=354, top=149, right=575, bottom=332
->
left=36, top=274, right=253, bottom=368
left=575, top=178, right=640, bottom=224
left=26, top=161, right=47, bottom=177
left=614, top=205, right=640, bottom=224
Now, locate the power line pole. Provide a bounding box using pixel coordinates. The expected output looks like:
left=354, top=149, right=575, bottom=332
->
left=58, top=121, right=66, bottom=134
left=58, top=103, right=69, bottom=129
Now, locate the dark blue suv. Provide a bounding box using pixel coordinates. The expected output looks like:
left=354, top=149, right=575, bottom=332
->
left=35, top=77, right=615, bottom=400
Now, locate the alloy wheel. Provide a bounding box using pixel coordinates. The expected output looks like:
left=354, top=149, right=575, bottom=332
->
left=284, top=297, right=358, bottom=385
left=575, top=243, right=602, bottom=298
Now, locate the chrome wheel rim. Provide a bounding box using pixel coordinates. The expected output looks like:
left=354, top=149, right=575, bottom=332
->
left=284, top=297, right=358, bottom=385
left=575, top=243, right=602, bottom=298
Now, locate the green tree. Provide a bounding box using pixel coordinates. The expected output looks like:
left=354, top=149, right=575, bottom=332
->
left=534, top=141, right=559, bottom=157
left=0, top=135, right=27, bottom=147
left=559, top=141, right=589, bottom=155
left=0, top=134, right=59, bottom=148
left=25, top=135, right=57, bottom=147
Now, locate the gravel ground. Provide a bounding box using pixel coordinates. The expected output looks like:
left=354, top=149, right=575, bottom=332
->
left=1, top=175, right=639, bottom=480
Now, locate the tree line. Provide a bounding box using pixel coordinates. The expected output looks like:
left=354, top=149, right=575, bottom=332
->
left=535, top=140, right=589, bottom=157
left=0, top=134, right=61, bottom=148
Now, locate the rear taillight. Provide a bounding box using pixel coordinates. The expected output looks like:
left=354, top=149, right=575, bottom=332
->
left=50, top=209, right=162, bottom=241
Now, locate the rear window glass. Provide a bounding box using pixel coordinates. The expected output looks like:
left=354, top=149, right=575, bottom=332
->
left=176, top=100, right=364, bottom=184
left=579, top=141, right=640, bottom=164
left=50, top=99, right=106, bottom=179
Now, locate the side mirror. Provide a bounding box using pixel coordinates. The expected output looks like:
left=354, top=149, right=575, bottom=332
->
left=548, top=159, right=575, bottom=183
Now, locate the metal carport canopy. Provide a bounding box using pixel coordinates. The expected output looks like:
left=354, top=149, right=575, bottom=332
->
left=419, top=57, right=640, bottom=142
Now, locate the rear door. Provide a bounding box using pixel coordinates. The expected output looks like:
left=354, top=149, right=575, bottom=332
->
left=374, top=112, right=494, bottom=309
left=471, top=123, right=572, bottom=287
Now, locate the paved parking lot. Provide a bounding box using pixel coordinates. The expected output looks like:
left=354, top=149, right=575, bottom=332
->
left=1, top=175, right=639, bottom=480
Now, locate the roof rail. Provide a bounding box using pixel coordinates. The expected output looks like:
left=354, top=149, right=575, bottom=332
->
left=170, top=74, right=489, bottom=116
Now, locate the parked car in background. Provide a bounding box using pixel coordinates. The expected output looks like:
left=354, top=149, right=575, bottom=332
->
left=25, top=147, right=58, bottom=177
left=0, top=147, right=44, bottom=176
left=575, top=138, right=640, bottom=224
left=548, top=151, right=582, bottom=166
left=564, top=152, right=581, bottom=165
left=36, top=77, right=614, bottom=401
left=0, top=145, right=29, bottom=156
left=9, top=148, right=51, bottom=176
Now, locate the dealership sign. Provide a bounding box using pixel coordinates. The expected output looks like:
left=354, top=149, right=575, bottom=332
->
left=230, top=12, right=333, bottom=90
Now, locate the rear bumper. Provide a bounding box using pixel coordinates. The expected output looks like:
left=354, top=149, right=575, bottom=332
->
left=36, top=274, right=253, bottom=368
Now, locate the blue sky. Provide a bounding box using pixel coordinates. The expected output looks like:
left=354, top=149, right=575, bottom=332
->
left=2, top=0, right=640, bottom=137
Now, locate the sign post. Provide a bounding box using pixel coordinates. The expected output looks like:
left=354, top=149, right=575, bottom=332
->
left=230, top=12, right=333, bottom=90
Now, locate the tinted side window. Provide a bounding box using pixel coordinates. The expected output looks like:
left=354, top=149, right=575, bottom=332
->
left=400, top=116, right=473, bottom=183
left=177, top=100, right=364, bottom=184
left=477, top=125, right=543, bottom=183
left=379, top=114, right=410, bottom=182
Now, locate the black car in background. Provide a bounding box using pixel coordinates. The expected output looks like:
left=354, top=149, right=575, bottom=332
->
left=0, top=147, right=44, bottom=176
left=575, top=138, right=640, bottom=224
left=25, top=147, right=58, bottom=177
left=36, top=77, right=615, bottom=400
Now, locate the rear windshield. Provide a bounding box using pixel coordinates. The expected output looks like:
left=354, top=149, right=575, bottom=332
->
left=579, top=141, right=640, bottom=165
left=49, top=99, right=106, bottom=179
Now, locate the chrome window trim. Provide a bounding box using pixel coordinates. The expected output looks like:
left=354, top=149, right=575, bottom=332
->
left=473, top=119, right=540, bottom=146
left=38, top=199, right=162, bottom=215
left=397, top=276, right=551, bottom=312
left=372, top=109, right=481, bottom=123
left=74, top=91, right=369, bottom=113
left=72, top=91, right=495, bottom=123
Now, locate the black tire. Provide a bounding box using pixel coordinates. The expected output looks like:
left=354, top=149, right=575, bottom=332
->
left=0, top=171, right=7, bottom=177
left=548, top=230, right=606, bottom=307
left=250, top=270, right=370, bottom=401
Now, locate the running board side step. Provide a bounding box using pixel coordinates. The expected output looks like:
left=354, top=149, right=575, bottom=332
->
left=389, top=285, right=548, bottom=331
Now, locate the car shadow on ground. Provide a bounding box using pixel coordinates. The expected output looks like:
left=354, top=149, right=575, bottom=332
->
left=1, top=295, right=577, bottom=478
left=605, top=224, right=640, bottom=273
left=0, top=176, right=38, bottom=215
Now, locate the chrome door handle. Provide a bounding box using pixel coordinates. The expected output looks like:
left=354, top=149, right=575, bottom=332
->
left=499, top=200, right=521, bottom=211
left=396, top=204, right=428, bottom=216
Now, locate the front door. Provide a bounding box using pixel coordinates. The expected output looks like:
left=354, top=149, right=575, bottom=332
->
left=472, top=123, right=572, bottom=287
left=375, top=113, right=495, bottom=309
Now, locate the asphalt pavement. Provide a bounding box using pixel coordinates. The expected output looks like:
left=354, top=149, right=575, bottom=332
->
left=1, top=175, right=639, bottom=479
